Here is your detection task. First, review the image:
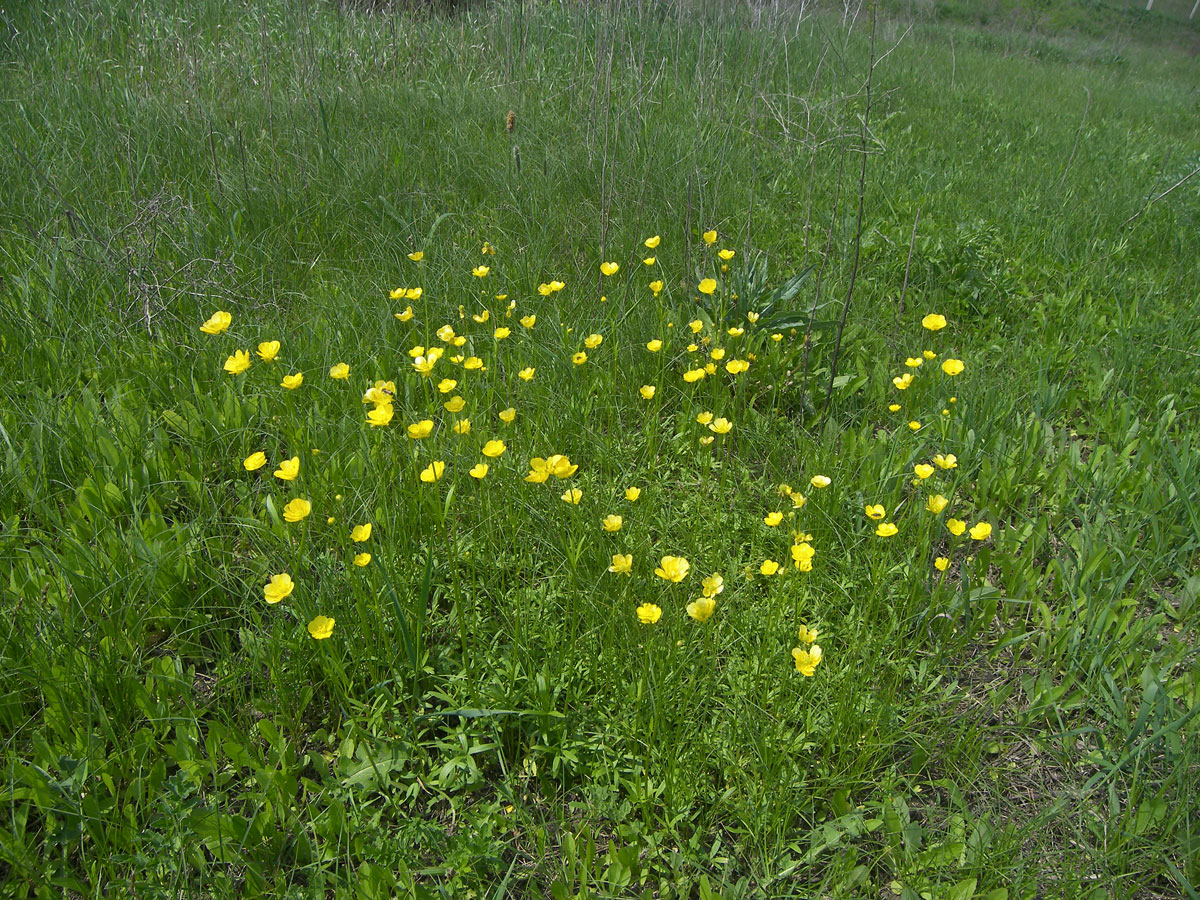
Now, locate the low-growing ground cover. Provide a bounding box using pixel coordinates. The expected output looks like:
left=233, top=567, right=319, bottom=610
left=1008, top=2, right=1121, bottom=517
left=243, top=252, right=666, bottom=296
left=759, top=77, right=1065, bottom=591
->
left=1, top=1, right=1198, bottom=897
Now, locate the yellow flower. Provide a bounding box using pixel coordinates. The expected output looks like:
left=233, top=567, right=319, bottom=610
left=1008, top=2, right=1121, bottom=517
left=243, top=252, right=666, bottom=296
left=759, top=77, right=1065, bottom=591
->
left=792, top=542, right=815, bottom=565
left=329, top=362, right=350, bottom=380
left=394, top=306, right=414, bottom=321
left=351, top=523, right=372, bottom=542
left=946, top=518, right=967, bottom=536
left=905, top=357, right=922, bottom=368
left=436, top=325, right=456, bottom=343
left=438, top=378, right=457, bottom=394
left=687, top=343, right=699, bottom=353
left=764, top=511, right=783, bottom=526
left=412, top=354, right=438, bottom=376
left=914, top=464, right=934, bottom=479
left=407, top=420, right=434, bottom=440
left=367, top=404, right=394, bottom=427
left=654, top=556, right=690, bottom=582
left=499, top=407, right=516, bottom=424
left=934, top=453, right=958, bottom=470
left=725, top=359, right=750, bottom=375
left=921, top=313, right=948, bottom=331
left=710, top=347, right=726, bottom=361
left=600, top=261, right=619, bottom=276
left=810, top=475, right=831, bottom=489
left=482, top=439, right=506, bottom=458
left=453, top=419, right=471, bottom=435
left=747, top=311, right=760, bottom=324
left=646, top=339, right=663, bottom=352
left=643, top=256, right=656, bottom=266
left=223, top=350, right=251, bottom=375
left=243, top=451, right=267, bottom=471
left=887, top=403, right=900, bottom=412
left=875, top=522, right=898, bottom=537
left=791, top=644, right=823, bottom=676
left=419, top=461, right=446, bottom=483
left=636, top=603, right=662, bottom=624
left=727, top=326, right=744, bottom=337
left=760, top=559, right=780, bottom=576
left=698, top=278, right=717, bottom=295
left=406, top=287, right=422, bottom=300
left=864, top=504, right=886, bottom=520
left=565, top=351, right=585, bottom=367
left=699, top=435, right=714, bottom=446
left=934, top=556, right=950, bottom=572
left=941, top=358, right=964, bottom=376
left=926, top=494, right=948, bottom=514
left=649, top=280, right=664, bottom=295
left=307, top=615, right=335, bottom=640
left=892, top=373, right=913, bottom=390
left=283, top=498, right=312, bottom=522
left=644, top=235, right=661, bottom=249
left=701, top=573, right=724, bottom=597
left=709, top=417, right=732, bottom=434
left=518, top=367, right=535, bottom=381
left=354, top=552, right=371, bottom=567
left=689, top=320, right=704, bottom=334
left=494, top=326, right=511, bottom=340
left=469, top=463, right=489, bottom=480
left=687, top=597, right=716, bottom=622
left=798, top=624, right=820, bottom=644
left=683, top=368, right=706, bottom=382
left=924, top=349, right=937, bottom=360
left=264, top=573, right=294, bottom=604
left=472, top=265, right=490, bottom=277
left=790, top=490, right=807, bottom=509
left=908, top=420, right=922, bottom=432
left=561, top=488, right=583, bottom=505
left=444, top=396, right=466, bottom=413
left=639, top=385, right=656, bottom=400
left=602, top=514, right=623, bottom=532
left=408, top=250, right=424, bottom=261
left=549, top=281, right=564, bottom=292
left=702, top=229, right=717, bottom=244
left=200, top=310, right=232, bottom=334
left=584, top=333, right=603, bottom=349
left=274, top=457, right=300, bottom=481
left=969, top=522, right=993, bottom=540
left=256, top=340, right=280, bottom=362
left=624, top=487, right=641, bottom=502
left=718, top=249, right=735, bottom=260
left=463, top=357, right=485, bottom=370
left=520, top=314, right=537, bottom=328
left=609, top=553, right=633, bottom=575
left=696, top=411, right=714, bottom=425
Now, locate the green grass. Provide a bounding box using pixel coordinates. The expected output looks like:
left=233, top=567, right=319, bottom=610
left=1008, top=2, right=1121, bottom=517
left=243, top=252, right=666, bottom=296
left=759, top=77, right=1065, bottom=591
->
left=2, top=0, right=1199, bottom=897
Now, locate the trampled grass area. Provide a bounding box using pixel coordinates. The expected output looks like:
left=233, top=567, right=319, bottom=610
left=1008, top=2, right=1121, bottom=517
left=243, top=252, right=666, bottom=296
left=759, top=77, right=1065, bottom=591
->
left=1, top=1, right=1198, bottom=897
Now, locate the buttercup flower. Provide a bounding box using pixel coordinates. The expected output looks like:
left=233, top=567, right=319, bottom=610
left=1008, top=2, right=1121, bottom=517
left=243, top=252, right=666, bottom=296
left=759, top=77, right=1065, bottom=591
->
left=482, top=440, right=506, bottom=458
left=329, top=363, right=350, bottom=380
left=791, top=644, right=823, bottom=676
left=698, top=278, right=717, bottom=295
left=494, top=326, right=511, bottom=340
left=649, top=280, right=664, bottom=295
left=600, top=262, right=619, bottom=276
left=863, top=504, right=885, bottom=520
left=702, top=229, right=717, bottom=244
left=699, top=435, right=714, bottom=446
left=408, top=250, right=424, bottom=261
left=934, top=453, right=958, bottom=470
left=257, top=341, right=280, bottom=362
left=499, top=407, right=516, bottom=423
left=351, top=523, right=372, bottom=542
left=764, top=511, right=783, bottom=527
left=436, top=325, right=456, bottom=343
left=914, top=464, right=935, bottom=480
left=934, top=556, right=950, bottom=572
left=463, top=356, right=485, bottom=370
left=274, top=457, right=300, bottom=481
left=922, top=314, right=947, bottom=331
left=444, top=396, right=466, bottom=413
left=408, top=420, right=434, bottom=440
left=709, top=417, right=732, bottom=434
left=520, top=314, right=537, bottom=328
left=893, top=373, right=914, bottom=390
left=687, top=597, right=716, bottom=622
left=644, top=235, right=661, bottom=249
left=244, top=452, right=267, bottom=471
left=561, top=488, right=583, bottom=505
left=969, top=522, right=993, bottom=541
left=727, top=327, right=744, bottom=337
left=810, top=475, right=831, bottom=489
left=790, top=490, right=807, bottom=509
left=946, top=518, right=967, bottom=536
left=472, top=265, right=490, bottom=277
left=518, top=367, right=535, bottom=381
left=200, top=310, right=232, bottom=334
left=924, top=349, right=937, bottom=360
left=718, top=249, right=735, bottom=260
left=888, top=403, right=900, bottom=412
left=624, top=487, right=641, bottom=502
left=354, top=553, right=371, bottom=567
left=683, top=368, right=706, bottom=382
left=926, top=494, right=948, bottom=514
left=696, top=411, right=714, bottom=425
left=602, top=514, right=623, bottom=532
left=584, top=333, right=603, bottom=349
left=394, top=306, right=414, bottom=321
left=643, top=256, right=656, bottom=266
left=655, top=556, right=690, bottom=582
left=646, top=339, right=663, bottom=352
left=701, top=573, right=724, bottom=597
left=283, top=498, right=312, bottom=523
left=798, top=624, right=820, bottom=644
left=307, top=615, right=335, bottom=640
left=264, top=573, right=294, bottom=604
left=905, top=357, right=922, bottom=368
left=760, top=559, right=780, bottom=576
left=609, top=553, right=633, bottom=575
left=281, top=373, right=303, bottom=389
left=573, top=351, right=588, bottom=365
left=368, top=404, right=394, bottom=427
left=419, top=461, right=445, bottom=483
left=908, top=421, right=922, bottom=432
left=725, top=359, right=750, bottom=375
left=875, top=522, right=898, bottom=537
left=636, top=603, right=662, bottom=624
left=941, top=358, right=964, bottom=376
left=453, top=419, right=472, bottom=435
left=224, top=350, right=251, bottom=375
left=469, top=463, right=489, bottom=479
left=435, top=378, right=456, bottom=394
left=639, top=385, right=656, bottom=400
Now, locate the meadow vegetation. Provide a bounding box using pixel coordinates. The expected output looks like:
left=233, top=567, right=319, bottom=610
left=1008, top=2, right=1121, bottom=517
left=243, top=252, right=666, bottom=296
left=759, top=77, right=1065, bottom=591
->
left=1, top=0, right=1198, bottom=897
